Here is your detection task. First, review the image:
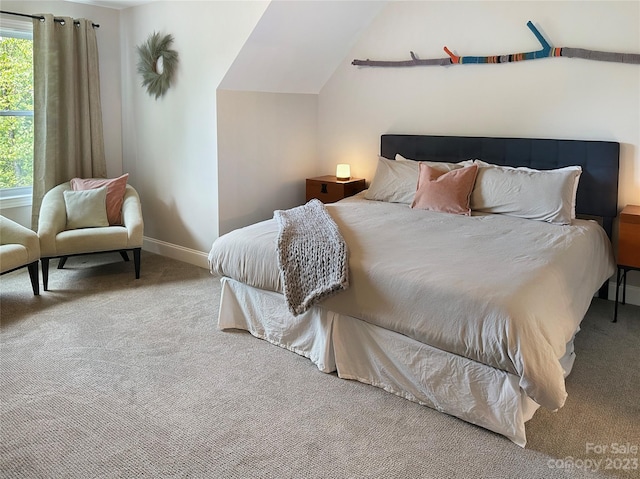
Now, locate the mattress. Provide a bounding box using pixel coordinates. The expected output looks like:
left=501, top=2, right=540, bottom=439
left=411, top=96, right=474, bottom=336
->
left=210, top=192, right=615, bottom=412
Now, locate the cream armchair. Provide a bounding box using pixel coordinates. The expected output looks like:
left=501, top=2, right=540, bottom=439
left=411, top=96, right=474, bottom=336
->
left=37, top=182, right=144, bottom=290
left=1, top=216, right=41, bottom=295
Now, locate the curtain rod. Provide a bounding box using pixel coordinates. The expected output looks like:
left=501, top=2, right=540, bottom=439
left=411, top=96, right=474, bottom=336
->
left=0, top=10, right=100, bottom=28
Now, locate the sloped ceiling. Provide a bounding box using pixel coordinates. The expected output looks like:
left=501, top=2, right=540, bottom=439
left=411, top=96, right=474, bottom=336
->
left=219, top=0, right=387, bottom=94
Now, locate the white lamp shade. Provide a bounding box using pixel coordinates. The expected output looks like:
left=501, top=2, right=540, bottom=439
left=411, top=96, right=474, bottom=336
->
left=336, top=164, right=351, bottom=181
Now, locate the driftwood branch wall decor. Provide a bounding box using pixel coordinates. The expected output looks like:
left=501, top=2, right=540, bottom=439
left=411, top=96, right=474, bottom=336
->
left=352, top=21, right=640, bottom=68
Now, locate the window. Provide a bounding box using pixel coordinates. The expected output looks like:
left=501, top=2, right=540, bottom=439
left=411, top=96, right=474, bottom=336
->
left=0, top=17, right=33, bottom=207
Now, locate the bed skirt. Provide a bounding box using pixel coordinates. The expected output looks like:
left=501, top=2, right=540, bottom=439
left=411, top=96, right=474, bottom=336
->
left=217, top=277, right=577, bottom=447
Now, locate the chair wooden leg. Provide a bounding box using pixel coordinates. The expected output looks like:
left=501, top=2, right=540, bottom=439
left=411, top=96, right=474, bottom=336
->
left=41, top=258, right=50, bottom=291
left=133, top=248, right=141, bottom=279
left=120, top=251, right=130, bottom=262
left=27, top=261, right=40, bottom=295
left=57, top=256, right=68, bottom=269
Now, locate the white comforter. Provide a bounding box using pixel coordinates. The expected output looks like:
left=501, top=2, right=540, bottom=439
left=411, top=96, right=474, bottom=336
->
left=209, top=193, right=615, bottom=410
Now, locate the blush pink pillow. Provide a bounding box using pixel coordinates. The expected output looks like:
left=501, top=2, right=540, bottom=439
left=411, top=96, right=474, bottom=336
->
left=411, top=163, right=478, bottom=216
left=70, top=173, right=129, bottom=225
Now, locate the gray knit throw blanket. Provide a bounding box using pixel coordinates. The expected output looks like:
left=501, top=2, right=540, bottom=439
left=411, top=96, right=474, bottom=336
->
left=274, top=199, right=349, bottom=316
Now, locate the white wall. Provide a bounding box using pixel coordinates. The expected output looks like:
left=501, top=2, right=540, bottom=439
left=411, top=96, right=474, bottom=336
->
left=318, top=0, right=640, bottom=207
left=217, top=90, right=318, bottom=236
left=317, top=0, right=640, bottom=295
left=0, top=0, right=123, bottom=225
left=119, top=1, right=269, bottom=266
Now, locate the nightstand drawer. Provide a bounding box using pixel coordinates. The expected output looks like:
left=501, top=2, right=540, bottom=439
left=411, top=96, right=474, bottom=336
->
left=306, top=176, right=366, bottom=204
left=618, top=205, right=640, bottom=268
left=306, top=180, right=346, bottom=203
left=619, top=222, right=640, bottom=268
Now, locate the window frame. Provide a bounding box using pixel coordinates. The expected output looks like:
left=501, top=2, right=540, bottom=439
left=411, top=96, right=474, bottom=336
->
left=0, top=16, right=34, bottom=209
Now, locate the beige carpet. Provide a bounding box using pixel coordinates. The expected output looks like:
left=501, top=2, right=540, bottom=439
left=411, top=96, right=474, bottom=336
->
left=1, top=252, right=638, bottom=479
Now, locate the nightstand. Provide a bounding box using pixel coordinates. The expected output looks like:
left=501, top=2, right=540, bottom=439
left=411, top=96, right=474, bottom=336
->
left=614, top=204, right=640, bottom=322
left=306, top=176, right=366, bottom=204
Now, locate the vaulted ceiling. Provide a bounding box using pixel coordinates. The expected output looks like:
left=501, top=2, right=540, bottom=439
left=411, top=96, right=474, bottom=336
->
left=219, top=1, right=387, bottom=94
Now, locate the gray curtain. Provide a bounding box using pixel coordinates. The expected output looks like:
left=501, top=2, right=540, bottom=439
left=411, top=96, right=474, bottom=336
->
left=31, top=14, right=106, bottom=228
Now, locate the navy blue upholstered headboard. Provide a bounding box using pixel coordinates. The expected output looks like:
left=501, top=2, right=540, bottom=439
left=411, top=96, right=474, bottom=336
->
left=381, top=134, right=620, bottom=239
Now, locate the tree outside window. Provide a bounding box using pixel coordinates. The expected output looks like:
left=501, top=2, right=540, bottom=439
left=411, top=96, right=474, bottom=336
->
left=0, top=34, right=33, bottom=191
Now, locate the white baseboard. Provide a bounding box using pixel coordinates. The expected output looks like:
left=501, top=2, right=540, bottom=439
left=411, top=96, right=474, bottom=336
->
left=608, top=278, right=640, bottom=307
left=142, top=236, right=209, bottom=270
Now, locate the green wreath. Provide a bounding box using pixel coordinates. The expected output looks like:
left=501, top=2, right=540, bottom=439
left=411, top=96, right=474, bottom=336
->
left=136, top=32, right=178, bottom=99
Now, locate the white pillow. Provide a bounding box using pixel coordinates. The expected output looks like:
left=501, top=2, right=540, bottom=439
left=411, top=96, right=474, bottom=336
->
left=473, top=160, right=582, bottom=219
left=364, top=156, right=420, bottom=204
left=395, top=154, right=474, bottom=171
left=63, top=186, right=109, bottom=229
left=470, top=161, right=582, bottom=225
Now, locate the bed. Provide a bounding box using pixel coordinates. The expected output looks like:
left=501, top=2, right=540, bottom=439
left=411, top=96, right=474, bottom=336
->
left=208, top=134, right=619, bottom=446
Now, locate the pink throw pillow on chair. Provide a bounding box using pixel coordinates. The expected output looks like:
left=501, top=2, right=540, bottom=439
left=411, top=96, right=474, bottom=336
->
left=70, top=173, right=129, bottom=225
left=411, top=163, right=478, bottom=216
